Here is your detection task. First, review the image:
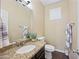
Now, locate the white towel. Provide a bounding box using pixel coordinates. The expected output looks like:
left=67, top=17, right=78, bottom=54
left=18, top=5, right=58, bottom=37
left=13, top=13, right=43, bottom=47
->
left=65, top=24, right=72, bottom=49
left=0, top=19, right=3, bottom=48
left=1, top=9, right=9, bottom=46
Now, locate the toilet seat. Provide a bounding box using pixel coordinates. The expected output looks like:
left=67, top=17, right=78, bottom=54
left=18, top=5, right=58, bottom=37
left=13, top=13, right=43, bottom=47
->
left=45, top=44, right=55, bottom=52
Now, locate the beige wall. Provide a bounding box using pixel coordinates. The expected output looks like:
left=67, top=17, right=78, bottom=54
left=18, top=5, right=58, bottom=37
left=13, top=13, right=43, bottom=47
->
left=0, top=0, right=77, bottom=50
left=32, top=0, right=45, bottom=35
left=45, top=0, right=77, bottom=50
left=68, top=0, right=77, bottom=49
left=1, top=0, right=32, bottom=41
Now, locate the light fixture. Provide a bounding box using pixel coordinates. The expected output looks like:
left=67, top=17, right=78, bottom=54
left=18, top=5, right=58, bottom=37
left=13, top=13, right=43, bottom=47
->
left=16, top=0, right=22, bottom=2
left=26, top=1, right=31, bottom=5
left=16, top=0, right=32, bottom=9
left=24, top=0, right=31, bottom=5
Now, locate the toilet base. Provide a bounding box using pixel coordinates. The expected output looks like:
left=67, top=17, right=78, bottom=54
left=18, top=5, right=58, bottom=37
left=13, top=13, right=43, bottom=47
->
left=45, top=51, right=52, bottom=59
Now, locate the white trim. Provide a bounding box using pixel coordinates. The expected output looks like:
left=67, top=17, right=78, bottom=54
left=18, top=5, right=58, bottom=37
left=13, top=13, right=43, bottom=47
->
left=77, top=0, right=79, bottom=58
left=55, top=49, right=65, bottom=53
left=77, top=0, right=79, bottom=49
left=55, top=49, right=69, bottom=56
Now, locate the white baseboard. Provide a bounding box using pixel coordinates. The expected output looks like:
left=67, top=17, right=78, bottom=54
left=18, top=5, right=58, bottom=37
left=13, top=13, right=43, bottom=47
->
left=55, top=49, right=69, bottom=56
left=55, top=49, right=65, bottom=53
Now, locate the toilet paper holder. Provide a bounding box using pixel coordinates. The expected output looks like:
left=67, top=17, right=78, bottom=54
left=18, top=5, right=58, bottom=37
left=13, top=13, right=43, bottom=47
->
left=73, top=49, right=79, bottom=55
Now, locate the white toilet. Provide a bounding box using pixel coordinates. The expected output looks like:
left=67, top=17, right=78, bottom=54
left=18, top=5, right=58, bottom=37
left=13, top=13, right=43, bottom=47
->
left=45, top=44, right=55, bottom=59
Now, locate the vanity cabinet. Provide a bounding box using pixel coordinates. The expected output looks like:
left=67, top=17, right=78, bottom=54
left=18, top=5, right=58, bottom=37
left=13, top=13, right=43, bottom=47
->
left=32, top=46, right=45, bottom=59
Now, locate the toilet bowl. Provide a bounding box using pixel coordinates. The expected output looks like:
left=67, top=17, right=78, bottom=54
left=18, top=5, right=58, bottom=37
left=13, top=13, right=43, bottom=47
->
left=45, top=44, right=55, bottom=59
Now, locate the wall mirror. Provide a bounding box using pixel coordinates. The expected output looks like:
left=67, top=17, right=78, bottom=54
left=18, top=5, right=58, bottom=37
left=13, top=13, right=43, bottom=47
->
left=0, top=0, right=33, bottom=47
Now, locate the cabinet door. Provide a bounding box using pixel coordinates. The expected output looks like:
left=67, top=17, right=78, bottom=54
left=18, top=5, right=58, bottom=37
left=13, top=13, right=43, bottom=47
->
left=39, top=52, right=45, bottom=59
left=36, top=48, right=44, bottom=57
left=31, top=46, right=45, bottom=59
left=31, top=56, right=36, bottom=59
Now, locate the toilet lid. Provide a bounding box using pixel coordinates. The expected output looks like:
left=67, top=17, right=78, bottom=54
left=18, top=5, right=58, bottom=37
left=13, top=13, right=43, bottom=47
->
left=45, top=44, right=55, bottom=52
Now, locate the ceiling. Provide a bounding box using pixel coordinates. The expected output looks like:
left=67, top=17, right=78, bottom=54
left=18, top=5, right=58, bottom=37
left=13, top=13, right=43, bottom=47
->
left=40, top=0, right=62, bottom=6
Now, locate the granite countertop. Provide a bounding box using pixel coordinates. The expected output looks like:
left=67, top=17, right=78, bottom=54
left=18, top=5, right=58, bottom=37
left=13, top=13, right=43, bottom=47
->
left=0, top=41, right=46, bottom=59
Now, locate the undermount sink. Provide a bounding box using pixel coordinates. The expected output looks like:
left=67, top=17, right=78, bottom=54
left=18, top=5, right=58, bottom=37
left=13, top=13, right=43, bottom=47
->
left=16, top=45, right=36, bottom=54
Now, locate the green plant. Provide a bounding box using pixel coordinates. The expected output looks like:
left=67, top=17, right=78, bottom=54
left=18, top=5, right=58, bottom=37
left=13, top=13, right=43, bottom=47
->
left=26, top=32, right=37, bottom=40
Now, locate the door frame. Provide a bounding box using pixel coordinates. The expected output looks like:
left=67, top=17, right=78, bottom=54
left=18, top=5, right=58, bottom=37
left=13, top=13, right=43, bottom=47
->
left=77, top=0, right=79, bottom=49
left=77, top=0, right=79, bottom=58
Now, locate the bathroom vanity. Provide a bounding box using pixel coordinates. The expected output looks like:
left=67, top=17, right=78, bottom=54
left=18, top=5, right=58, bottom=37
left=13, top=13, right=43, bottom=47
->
left=32, top=46, right=45, bottom=59
left=0, top=40, right=46, bottom=59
